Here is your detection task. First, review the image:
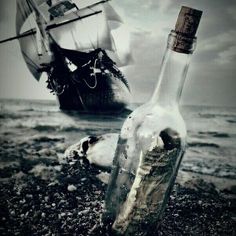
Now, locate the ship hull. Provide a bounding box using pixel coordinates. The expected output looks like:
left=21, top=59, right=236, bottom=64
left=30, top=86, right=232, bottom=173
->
left=46, top=47, right=131, bottom=113
left=57, top=71, right=131, bottom=113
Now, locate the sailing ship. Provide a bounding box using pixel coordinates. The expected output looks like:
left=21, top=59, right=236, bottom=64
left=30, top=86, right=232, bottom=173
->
left=1, top=0, right=131, bottom=112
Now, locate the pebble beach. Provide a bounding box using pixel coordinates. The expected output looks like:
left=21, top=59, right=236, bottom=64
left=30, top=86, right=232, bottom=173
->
left=0, top=99, right=235, bottom=235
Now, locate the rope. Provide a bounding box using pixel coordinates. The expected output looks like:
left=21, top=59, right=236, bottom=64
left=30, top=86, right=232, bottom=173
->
left=82, top=60, right=92, bottom=67
left=70, top=77, right=87, bottom=110
left=55, top=85, right=66, bottom=96
left=49, top=82, right=66, bottom=95
left=71, top=59, right=98, bottom=90
left=82, top=59, right=98, bottom=89
left=75, top=86, right=87, bottom=110
left=48, top=73, right=67, bottom=95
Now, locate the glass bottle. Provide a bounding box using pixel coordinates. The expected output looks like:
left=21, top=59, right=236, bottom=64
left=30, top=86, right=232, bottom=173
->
left=103, top=6, right=202, bottom=235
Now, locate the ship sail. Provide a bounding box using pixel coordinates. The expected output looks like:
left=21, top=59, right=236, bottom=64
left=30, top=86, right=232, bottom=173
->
left=16, top=0, right=47, bottom=80
left=15, top=0, right=131, bottom=80
left=16, top=0, right=45, bottom=34
left=48, top=5, right=114, bottom=52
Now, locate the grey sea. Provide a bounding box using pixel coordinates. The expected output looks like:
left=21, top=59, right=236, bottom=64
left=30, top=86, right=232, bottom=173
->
left=0, top=99, right=235, bottom=235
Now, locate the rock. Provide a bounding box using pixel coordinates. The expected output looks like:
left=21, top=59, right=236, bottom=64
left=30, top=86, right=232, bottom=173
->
left=29, top=164, right=58, bottom=181
left=64, top=133, right=119, bottom=169
left=67, top=184, right=77, bottom=192
left=96, top=172, right=110, bottom=184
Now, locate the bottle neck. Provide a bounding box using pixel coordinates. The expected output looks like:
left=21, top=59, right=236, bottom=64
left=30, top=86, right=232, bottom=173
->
left=150, top=31, right=196, bottom=107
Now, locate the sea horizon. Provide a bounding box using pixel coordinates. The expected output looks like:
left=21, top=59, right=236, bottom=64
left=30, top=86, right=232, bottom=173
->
left=0, top=97, right=235, bottom=109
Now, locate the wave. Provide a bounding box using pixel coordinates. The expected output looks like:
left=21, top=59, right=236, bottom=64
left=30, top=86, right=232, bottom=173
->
left=19, top=108, right=35, bottom=112
left=60, top=126, right=87, bottom=132
left=198, top=113, right=216, bottom=118
left=198, top=131, right=230, bottom=138
left=31, top=135, right=65, bottom=142
left=181, top=162, right=236, bottom=179
left=215, top=113, right=236, bottom=118
left=33, top=125, right=100, bottom=133
left=0, top=113, right=30, bottom=120
left=199, top=112, right=236, bottom=120
left=6, top=122, right=103, bottom=133
left=19, top=109, right=59, bottom=114
left=227, top=119, right=236, bottom=124
left=33, top=125, right=60, bottom=132
left=188, top=142, right=220, bottom=148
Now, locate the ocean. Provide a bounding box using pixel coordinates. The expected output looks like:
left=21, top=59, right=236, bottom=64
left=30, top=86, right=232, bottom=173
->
left=0, top=99, right=235, bottom=235
left=1, top=99, right=235, bottom=179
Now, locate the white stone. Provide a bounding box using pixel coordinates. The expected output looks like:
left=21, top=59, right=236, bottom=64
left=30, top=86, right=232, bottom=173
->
left=67, top=184, right=77, bottom=192
left=64, top=133, right=119, bottom=169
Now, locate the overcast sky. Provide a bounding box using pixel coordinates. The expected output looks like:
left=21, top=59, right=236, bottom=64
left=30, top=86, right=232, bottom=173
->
left=0, top=0, right=236, bottom=107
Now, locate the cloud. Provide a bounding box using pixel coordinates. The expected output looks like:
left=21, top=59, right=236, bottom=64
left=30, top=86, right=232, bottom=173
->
left=216, top=45, right=236, bottom=65
left=199, top=30, right=236, bottom=52
left=122, top=0, right=236, bottom=106
left=227, top=6, right=236, bottom=21
left=197, top=30, right=236, bottom=65
left=141, top=0, right=171, bottom=11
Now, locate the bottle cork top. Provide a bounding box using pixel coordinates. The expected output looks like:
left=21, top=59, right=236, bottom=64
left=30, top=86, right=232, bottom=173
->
left=175, top=6, right=202, bottom=38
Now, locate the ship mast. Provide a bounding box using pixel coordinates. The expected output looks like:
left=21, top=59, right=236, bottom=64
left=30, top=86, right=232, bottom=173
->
left=0, top=0, right=110, bottom=44
left=0, top=0, right=110, bottom=46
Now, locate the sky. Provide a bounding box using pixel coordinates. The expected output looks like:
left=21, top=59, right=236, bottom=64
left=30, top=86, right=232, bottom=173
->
left=0, top=0, right=236, bottom=107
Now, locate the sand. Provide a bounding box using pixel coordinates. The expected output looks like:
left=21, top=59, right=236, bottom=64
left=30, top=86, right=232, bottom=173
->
left=0, top=132, right=235, bottom=235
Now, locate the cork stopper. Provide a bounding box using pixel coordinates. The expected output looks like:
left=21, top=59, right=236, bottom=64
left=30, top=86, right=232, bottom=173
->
left=175, top=6, right=202, bottom=38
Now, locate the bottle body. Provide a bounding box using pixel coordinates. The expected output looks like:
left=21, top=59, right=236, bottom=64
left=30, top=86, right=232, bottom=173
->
left=104, top=6, right=202, bottom=235
left=105, top=103, right=186, bottom=234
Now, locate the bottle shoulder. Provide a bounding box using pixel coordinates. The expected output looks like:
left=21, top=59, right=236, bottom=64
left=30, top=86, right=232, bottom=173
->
left=120, top=103, right=151, bottom=138
left=120, top=103, right=186, bottom=139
